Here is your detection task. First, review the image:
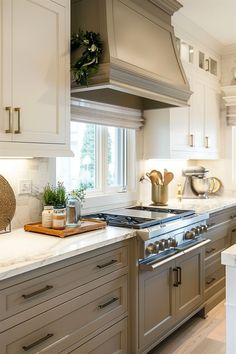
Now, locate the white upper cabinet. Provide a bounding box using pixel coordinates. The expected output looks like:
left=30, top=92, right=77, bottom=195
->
left=0, top=0, right=71, bottom=157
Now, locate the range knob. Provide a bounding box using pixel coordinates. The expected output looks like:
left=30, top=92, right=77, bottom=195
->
left=145, top=243, right=156, bottom=255
left=201, top=224, right=208, bottom=232
left=169, top=237, right=177, bottom=247
left=184, top=230, right=195, bottom=240
left=192, top=226, right=201, bottom=236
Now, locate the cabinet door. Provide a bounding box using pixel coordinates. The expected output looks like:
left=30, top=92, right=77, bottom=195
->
left=138, top=261, right=175, bottom=350
left=191, top=78, right=205, bottom=152
left=175, top=247, right=204, bottom=321
left=11, top=0, right=68, bottom=144
left=0, top=0, right=11, bottom=141
left=204, top=85, right=220, bottom=155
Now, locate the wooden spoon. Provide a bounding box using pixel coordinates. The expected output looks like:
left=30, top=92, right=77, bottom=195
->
left=164, top=172, right=174, bottom=185
left=146, top=172, right=159, bottom=185
left=150, top=170, right=163, bottom=185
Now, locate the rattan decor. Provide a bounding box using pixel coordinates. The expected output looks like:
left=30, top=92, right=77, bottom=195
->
left=0, top=175, right=16, bottom=231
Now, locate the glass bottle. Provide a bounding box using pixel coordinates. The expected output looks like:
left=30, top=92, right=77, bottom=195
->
left=66, top=195, right=81, bottom=227
left=52, top=206, right=66, bottom=230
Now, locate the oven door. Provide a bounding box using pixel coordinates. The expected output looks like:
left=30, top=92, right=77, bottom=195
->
left=138, top=239, right=210, bottom=352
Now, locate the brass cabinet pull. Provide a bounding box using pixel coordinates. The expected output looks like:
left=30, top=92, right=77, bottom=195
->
left=173, top=268, right=178, bottom=287
left=206, top=247, right=216, bottom=254
left=205, top=59, right=210, bottom=71
left=98, top=296, right=119, bottom=309
left=189, top=134, right=194, bottom=147
left=177, top=266, right=182, bottom=285
left=5, top=106, right=12, bottom=133
left=22, top=333, right=54, bottom=351
left=206, top=277, right=216, bottom=285
left=22, top=285, right=53, bottom=299
left=205, top=136, right=209, bottom=148
left=14, top=107, right=21, bottom=134
left=96, top=259, right=118, bottom=269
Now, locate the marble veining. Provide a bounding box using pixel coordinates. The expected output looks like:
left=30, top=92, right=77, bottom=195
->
left=0, top=227, right=134, bottom=281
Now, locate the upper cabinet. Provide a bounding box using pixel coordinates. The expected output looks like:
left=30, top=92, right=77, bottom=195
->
left=144, top=64, right=220, bottom=160
left=0, top=0, right=71, bottom=157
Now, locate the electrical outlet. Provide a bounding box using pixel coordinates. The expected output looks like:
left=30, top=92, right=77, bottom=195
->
left=19, top=180, right=32, bottom=194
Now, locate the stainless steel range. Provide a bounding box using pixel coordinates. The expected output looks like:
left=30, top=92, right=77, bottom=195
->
left=88, top=205, right=209, bottom=265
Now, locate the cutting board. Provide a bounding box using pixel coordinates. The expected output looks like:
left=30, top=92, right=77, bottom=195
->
left=24, top=219, right=106, bottom=238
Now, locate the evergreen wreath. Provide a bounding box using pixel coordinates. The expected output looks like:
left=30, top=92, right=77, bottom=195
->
left=71, top=30, right=103, bottom=86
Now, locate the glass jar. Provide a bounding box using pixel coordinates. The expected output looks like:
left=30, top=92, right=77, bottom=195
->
left=42, top=206, right=53, bottom=228
left=66, top=195, right=81, bottom=227
left=52, top=206, right=66, bottom=230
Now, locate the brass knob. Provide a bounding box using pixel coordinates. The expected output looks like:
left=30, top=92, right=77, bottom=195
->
left=146, top=243, right=155, bottom=255
left=185, top=230, right=195, bottom=240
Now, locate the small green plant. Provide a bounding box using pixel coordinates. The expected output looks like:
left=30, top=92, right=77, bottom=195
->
left=42, top=183, right=56, bottom=206
left=70, top=184, right=87, bottom=206
left=42, top=182, right=66, bottom=207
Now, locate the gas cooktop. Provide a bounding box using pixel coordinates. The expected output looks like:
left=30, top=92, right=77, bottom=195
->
left=86, top=206, right=195, bottom=229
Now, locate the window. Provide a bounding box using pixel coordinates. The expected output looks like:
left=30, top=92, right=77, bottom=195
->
left=57, top=121, right=136, bottom=199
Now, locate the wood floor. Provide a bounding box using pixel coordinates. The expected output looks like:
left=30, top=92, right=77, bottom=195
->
left=150, top=301, right=226, bottom=354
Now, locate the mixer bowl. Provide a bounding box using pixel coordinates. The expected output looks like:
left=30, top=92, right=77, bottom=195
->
left=191, top=176, right=210, bottom=198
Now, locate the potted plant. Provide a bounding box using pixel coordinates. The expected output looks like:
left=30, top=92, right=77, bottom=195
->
left=42, top=182, right=66, bottom=228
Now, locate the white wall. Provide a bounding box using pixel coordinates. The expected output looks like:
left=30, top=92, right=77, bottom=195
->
left=0, top=158, right=55, bottom=229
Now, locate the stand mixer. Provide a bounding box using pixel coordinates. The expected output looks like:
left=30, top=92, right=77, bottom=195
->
left=182, top=166, right=210, bottom=199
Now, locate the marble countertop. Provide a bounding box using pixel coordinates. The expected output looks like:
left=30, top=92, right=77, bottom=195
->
left=0, top=226, right=134, bottom=281
left=222, top=244, right=236, bottom=267
left=1, top=196, right=236, bottom=282
left=149, top=196, right=236, bottom=215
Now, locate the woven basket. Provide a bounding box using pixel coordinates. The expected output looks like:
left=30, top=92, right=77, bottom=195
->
left=0, top=175, right=16, bottom=231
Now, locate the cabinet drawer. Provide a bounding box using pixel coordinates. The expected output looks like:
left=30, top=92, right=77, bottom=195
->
left=205, top=253, right=223, bottom=276
left=205, top=268, right=225, bottom=300
left=0, top=276, right=127, bottom=354
left=66, top=319, right=128, bottom=354
left=0, top=245, right=128, bottom=322
left=205, top=233, right=230, bottom=259
left=208, top=208, right=236, bottom=228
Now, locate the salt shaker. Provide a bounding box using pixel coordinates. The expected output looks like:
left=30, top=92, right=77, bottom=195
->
left=66, top=195, right=81, bottom=227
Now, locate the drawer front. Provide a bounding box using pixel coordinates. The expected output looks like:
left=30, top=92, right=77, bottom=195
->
left=0, top=276, right=127, bottom=354
left=205, top=268, right=225, bottom=301
left=205, top=253, right=223, bottom=276
left=208, top=207, right=236, bottom=228
left=0, top=245, right=128, bottom=322
left=66, top=319, right=128, bottom=354
left=205, top=232, right=230, bottom=259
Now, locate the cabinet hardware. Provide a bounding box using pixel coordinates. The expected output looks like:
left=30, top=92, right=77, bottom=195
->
left=206, top=277, right=216, bottom=285
left=189, top=134, right=194, bottom=147
left=22, top=285, right=53, bottom=299
left=206, top=248, right=216, bottom=255
left=177, top=266, right=182, bottom=285
left=14, top=107, right=21, bottom=134
left=22, top=333, right=54, bottom=351
left=205, top=59, right=209, bottom=71
left=96, top=259, right=118, bottom=269
left=173, top=268, right=178, bottom=287
left=232, top=229, right=236, bottom=233
left=5, top=106, right=12, bottom=133
left=205, top=136, right=209, bottom=148
left=98, top=296, right=119, bottom=309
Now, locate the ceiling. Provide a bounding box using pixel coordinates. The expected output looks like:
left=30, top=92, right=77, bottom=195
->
left=178, top=0, right=236, bottom=46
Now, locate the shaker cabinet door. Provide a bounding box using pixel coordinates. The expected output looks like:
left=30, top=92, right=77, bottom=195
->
left=11, top=0, right=67, bottom=144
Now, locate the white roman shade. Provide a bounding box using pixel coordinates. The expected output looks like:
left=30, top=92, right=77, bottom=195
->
left=222, top=86, right=236, bottom=126
left=71, top=98, right=144, bottom=129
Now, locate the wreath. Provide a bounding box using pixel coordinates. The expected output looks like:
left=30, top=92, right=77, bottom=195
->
left=71, top=30, right=103, bottom=86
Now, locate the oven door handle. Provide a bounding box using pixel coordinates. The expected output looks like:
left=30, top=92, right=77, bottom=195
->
left=139, top=239, right=211, bottom=271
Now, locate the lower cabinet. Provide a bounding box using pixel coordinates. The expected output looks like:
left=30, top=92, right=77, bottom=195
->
left=138, top=246, right=204, bottom=352
left=0, top=241, right=129, bottom=354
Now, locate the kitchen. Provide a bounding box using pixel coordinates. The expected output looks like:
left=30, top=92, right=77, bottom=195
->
left=0, top=0, right=236, bottom=353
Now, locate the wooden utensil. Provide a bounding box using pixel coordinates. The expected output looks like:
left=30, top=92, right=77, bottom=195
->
left=164, top=172, right=174, bottom=185
left=150, top=170, right=163, bottom=185
left=146, top=172, right=159, bottom=185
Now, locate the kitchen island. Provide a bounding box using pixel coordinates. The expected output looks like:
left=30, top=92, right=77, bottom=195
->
left=221, top=244, right=236, bottom=354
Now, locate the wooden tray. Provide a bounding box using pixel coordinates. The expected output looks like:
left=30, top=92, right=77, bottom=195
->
left=24, top=219, right=106, bottom=238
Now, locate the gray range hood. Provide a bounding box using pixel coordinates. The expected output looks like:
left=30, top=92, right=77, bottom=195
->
left=71, top=0, right=191, bottom=110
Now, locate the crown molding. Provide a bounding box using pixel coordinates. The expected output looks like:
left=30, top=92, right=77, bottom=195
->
left=149, top=0, right=182, bottom=16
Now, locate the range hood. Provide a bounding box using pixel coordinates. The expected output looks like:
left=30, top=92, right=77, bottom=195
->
left=71, top=0, right=191, bottom=110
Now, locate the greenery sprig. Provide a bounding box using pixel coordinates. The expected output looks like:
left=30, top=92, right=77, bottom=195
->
left=71, top=30, right=103, bottom=86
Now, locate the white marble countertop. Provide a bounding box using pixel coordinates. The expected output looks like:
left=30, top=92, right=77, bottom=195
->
left=150, top=196, right=236, bottom=215
left=222, top=244, right=236, bottom=267
left=1, top=196, right=236, bottom=282
left=0, top=226, right=134, bottom=281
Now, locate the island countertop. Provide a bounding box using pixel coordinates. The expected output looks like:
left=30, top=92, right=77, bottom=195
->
left=0, top=226, right=134, bottom=281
